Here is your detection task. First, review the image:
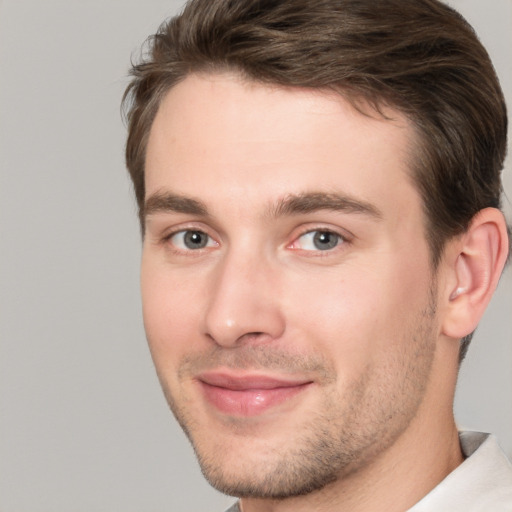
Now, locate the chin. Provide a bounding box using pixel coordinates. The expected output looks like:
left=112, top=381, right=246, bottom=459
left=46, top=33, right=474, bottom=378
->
left=196, top=446, right=342, bottom=499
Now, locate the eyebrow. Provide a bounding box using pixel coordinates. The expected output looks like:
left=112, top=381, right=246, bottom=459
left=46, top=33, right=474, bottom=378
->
left=143, top=190, right=382, bottom=222
left=144, top=192, right=208, bottom=218
left=269, top=192, right=382, bottom=219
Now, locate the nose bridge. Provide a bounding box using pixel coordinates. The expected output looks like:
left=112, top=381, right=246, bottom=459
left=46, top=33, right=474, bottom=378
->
left=203, top=243, right=285, bottom=347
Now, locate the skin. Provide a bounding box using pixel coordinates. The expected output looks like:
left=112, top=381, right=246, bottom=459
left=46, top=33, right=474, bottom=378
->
left=141, top=73, right=466, bottom=512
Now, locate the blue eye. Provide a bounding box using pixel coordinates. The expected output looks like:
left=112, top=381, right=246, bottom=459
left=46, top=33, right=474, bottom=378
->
left=169, top=230, right=215, bottom=250
left=295, top=230, right=343, bottom=251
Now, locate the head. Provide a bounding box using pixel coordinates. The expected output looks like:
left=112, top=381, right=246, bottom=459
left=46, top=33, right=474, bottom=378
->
left=124, top=0, right=508, bottom=360
left=123, top=0, right=509, bottom=504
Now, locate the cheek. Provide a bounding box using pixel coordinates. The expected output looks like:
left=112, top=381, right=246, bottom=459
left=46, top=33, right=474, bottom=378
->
left=140, top=260, right=204, bottom=364
left=283, top=260, right=428, bottom=374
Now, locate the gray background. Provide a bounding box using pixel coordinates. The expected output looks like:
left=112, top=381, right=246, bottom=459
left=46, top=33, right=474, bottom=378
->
left=0, top=1, right=510, bottom=511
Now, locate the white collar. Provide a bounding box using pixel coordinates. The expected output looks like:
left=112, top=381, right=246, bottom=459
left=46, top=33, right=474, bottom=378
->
left=408, top=431, right=512, bottom=511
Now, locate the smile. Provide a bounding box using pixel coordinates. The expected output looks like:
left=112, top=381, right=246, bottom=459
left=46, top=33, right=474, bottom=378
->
left=197, top=372, right=313, bottom=417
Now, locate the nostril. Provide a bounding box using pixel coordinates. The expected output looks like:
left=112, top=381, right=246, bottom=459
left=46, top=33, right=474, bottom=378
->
left=237, top=332, right=268, bottom=344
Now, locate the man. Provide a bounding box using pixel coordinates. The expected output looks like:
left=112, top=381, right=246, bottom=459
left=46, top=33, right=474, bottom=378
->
left=123, top=0, right=512, bottom=510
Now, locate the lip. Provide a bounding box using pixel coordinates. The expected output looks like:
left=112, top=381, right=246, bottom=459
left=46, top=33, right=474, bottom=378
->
left=197, top=371, right=313, bottom=417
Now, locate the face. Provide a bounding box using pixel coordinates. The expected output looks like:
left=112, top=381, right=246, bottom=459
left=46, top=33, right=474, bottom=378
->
left=141, top=73, right=440, bottom=498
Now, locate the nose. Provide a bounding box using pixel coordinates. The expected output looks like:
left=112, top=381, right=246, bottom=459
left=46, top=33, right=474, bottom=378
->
left=203, top=250, right=286, bottom=347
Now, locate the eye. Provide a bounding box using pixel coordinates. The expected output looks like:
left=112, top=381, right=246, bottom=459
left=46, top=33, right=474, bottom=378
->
left=292, top=230, right=344, bottom=251
left=168, top=230, right=216, bottom=250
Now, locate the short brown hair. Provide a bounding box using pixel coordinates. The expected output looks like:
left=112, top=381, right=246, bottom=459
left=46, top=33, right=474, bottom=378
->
left=123, top=0, right=508, bottom=357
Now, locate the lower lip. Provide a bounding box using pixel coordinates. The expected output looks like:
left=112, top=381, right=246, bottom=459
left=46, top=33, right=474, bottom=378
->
left=200, top=382, right=311, bottom=416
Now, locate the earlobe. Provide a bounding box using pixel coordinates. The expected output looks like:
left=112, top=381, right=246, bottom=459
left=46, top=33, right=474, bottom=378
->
left=442, top=208, right=509, bottom=339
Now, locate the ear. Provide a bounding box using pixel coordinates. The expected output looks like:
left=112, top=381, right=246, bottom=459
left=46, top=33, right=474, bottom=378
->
left=441, top=208, right=509, bottom=339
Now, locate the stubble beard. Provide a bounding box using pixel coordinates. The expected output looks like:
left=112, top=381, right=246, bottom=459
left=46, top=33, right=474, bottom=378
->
left=155, top=295, right=438, bottom=500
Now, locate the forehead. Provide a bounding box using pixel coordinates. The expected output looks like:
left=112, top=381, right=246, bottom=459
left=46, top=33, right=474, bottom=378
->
left=145, top=73, right=419, bottom=218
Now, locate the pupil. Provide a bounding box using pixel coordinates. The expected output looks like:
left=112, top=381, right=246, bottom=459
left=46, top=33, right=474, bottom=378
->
left=184, top=231, right=207, bottom=249
left=313, top=231, right=338, bottom=250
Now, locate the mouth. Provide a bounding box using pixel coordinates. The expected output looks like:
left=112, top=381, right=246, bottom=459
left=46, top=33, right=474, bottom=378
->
left=196, top=371, right=313, bottom=417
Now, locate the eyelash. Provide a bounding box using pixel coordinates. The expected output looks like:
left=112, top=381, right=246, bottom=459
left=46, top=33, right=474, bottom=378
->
left=159, top=226, right=350, bottom=256
left=288, top=228, right=348, bottom=255
left=161, top=228, right=218, bottom=254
